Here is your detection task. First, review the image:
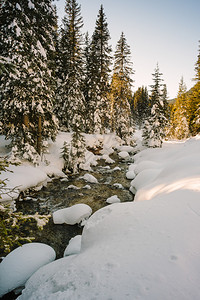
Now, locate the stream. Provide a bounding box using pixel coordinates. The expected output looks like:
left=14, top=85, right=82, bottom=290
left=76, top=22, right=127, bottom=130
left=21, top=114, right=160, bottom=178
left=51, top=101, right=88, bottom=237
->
left=14, top=151, right=134, bottom=259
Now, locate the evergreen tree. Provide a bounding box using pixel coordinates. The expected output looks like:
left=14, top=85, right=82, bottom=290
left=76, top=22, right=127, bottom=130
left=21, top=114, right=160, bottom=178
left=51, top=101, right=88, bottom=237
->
left=0, top=0, right=58, bottom=163
left=56, top=0, right=85, bottom=132
left=110, top=32, right=134, bottom=144
left=131, top=86, right=149, bottom=127
left=188, top=41, right=200, bottom=135
left=142, top=64, right=167, bottom=147
left=62, top=132, right=86, bottom=174
left=82, top=32, right=93, bottom=133
left=168, top=77, right=189, bottom=139
left=89, top=5, right=112, bottom=133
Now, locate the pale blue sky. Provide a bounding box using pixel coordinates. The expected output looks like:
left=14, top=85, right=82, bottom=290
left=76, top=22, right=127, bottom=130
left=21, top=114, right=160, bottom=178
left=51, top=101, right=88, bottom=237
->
left=54, top=0, right=200, bottom=99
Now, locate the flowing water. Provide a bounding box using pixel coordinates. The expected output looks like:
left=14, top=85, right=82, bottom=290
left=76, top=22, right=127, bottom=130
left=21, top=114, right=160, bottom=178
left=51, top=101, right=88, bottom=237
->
left=13, top=152, right=134, bottom=259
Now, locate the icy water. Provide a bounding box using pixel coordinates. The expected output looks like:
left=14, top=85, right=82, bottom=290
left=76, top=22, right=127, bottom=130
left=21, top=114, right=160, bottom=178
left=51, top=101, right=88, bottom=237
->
left=14, top=152, right=134, bottom=259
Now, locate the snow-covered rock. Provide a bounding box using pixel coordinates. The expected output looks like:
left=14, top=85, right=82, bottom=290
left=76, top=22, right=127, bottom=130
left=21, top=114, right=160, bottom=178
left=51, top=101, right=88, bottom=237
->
left=63, top=235, right=82, bottom=257
left=52, top=204, right=92, bottom=225
left=126, top=170, right=135, bottom=179
left=118, top=151, right=130, bottom=159
left=81, top=173, right=98, bottom=183
left=113, top=183, right=124, bottom=189
left=0, top=243, right=55, bottom=297
left=106, top=195, right=121, bottom=204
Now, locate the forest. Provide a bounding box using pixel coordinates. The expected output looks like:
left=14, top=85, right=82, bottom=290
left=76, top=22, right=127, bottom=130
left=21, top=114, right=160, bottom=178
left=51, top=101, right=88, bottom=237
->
left=0, top=0, right=200, bottom=174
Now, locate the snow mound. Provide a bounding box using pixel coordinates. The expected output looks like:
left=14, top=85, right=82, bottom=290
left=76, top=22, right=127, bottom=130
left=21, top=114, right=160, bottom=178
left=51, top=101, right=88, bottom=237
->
left=126, top=170, right=135, bottom=179
left=118, top=151, right=130, bottom=159
left=0, top=243, right=55, bottom=297
left=63, top=235, right=82, bottom=257
left=18, top=196, right=200, bottom=300
left=106, top=195, right=121, bottom=204
left=113, top=183, right=124, bottom=189
left=81, top=173, right=98, bottom=183
left=52, top=204, right=92, bottom=225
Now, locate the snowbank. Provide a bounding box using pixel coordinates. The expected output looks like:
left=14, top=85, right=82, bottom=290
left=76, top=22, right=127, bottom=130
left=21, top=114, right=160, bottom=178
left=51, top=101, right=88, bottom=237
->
left=52, top=204, right=92, bottom=225
left=63, top=235, right=82, bottom=257
left=0, top=243, right=55, bottom=297
left=19, top=196, right=200, bottom=300
left=130, top=136, right=200, bottom=201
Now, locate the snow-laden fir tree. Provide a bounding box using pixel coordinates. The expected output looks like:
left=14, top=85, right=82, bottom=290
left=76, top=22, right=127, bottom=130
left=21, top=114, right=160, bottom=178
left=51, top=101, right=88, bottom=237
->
left=88, top=5, right=112, bottom=133
left=62, top=131, right=86, bottom=174
left=0, top=0, right=58, bottom=163
left=110, top=32, right=134, bottom=144
left=142, top=64, right=168, bottom=147
left=82, top=32, right=93, bottom=133
left=188, top=41, right=200, bottom=135
left=56, top=0, right=85, bottom=132
left=168, top=77, right=189, bottom=139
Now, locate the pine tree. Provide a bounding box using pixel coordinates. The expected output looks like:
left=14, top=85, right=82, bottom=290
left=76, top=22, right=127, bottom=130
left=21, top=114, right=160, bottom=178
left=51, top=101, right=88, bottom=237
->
left=62, top=132, right=86, bottom=174
left=89, top=5, right=112, bottom=133
left=131, top=86, right=149, bottom=128
left=82, top=32, right=93, bottom=133
left=142, top=64, right=167, bottom=147
left=56, top=0, right=85, bottom=132
left=188, top=41, right=200, bottom=135
left=110, top=32, right=134, bottom=144
left=0, top=0, right=58, bottom=163
left=168, top=77, right=189, bottom=139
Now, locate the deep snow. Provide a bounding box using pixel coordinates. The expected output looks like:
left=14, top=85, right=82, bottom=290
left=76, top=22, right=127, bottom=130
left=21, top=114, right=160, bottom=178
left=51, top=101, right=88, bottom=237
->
left=1, top=132, right=200, bottom=299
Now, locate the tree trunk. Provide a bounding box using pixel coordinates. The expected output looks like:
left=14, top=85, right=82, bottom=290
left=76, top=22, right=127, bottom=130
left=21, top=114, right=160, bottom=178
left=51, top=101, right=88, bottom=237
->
left=37, top=116, right=42, bottom=155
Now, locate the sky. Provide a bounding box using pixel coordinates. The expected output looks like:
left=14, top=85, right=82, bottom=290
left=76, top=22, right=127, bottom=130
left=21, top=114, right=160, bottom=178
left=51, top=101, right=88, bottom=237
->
left=54, top=0, right=200, bottom=99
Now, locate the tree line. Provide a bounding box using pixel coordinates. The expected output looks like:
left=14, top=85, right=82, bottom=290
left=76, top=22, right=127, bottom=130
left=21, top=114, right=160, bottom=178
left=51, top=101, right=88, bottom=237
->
left=0, top=0, right=199, bottom=173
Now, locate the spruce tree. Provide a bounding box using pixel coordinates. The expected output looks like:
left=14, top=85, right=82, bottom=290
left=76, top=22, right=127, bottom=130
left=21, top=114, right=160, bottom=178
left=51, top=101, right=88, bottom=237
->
left=142, top=64, right=167, bottom=147
left=0, top=0, right=58, bottom=162
left=132, top=86, right=149, bottom=128
left=110, top=32, right=134, bottom=144
left=56, top=0, right=85, bottom=132
left=169, top=77, right=189, bottom=139
left=82, top=32, right=93, bottom=133
left=89, top=5, right=112, bottom=133
left=188, top=41, right=200, bottom=134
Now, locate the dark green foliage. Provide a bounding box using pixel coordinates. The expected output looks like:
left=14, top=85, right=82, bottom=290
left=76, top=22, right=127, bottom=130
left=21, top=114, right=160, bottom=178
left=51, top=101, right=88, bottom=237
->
left=131, top=86, right=150, bottom=127
left=88, top=5, right=112, bottom=133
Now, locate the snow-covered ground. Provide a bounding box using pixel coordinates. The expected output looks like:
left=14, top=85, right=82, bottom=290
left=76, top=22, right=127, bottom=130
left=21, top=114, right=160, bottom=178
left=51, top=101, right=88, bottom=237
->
left=1, top=132, right=200, bottom=299
left=0, top=132, right=121, bottom=202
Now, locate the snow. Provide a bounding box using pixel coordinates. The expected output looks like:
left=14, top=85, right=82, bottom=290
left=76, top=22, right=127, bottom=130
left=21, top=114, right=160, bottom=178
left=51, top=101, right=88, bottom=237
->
left=0, top=132, right=121, bottom=201
left=52, top=204, right=92, bottom=225
left=0, top=165, right=48, bottom=201
left=118, top=150, right=130, bottom=159
left=0, top=243, right=55, bottom=297
left=106, top=195, right=121, bottom=204
left=81, top=173, right=98, bottom=184
left=126, top=170, right=135, bottom=179
left=1, top=131, right=200, bottom=299
left=63, top=235, right=82, bottom=257
left=18, top=195, right=200, bottom=300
